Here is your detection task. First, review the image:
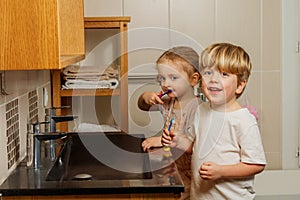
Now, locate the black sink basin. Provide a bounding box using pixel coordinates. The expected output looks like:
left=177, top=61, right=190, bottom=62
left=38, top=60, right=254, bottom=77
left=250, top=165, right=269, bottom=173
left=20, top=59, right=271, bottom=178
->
left=46, top=132, right=152, bottom=181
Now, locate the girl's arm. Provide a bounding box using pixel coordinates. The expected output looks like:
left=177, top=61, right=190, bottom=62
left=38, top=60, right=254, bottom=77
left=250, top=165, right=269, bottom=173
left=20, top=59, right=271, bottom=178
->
left=138, top=91, right=164, bottom=111
left=199, top=162, right=265, bottom=181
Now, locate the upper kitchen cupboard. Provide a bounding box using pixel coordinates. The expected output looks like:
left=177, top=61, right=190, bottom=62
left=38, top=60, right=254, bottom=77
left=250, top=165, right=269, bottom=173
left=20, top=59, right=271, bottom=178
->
left=0, top=0, right=85, bottom=70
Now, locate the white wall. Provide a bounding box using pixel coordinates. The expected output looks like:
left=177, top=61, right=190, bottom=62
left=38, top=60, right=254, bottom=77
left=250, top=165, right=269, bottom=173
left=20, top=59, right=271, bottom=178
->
left=255, top=170, right=300, bottom=199
left=282, top=0, right=300, bottom=169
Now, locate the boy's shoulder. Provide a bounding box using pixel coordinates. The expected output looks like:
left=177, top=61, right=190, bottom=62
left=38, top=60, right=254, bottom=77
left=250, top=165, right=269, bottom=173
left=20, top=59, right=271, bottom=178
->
left=198, top=103, right=258, bottom=125
left=227, top=108, right=259, bottom=131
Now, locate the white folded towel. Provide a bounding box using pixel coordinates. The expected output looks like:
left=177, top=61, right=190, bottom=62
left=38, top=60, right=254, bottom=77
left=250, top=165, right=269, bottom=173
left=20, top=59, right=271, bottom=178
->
left=63, top=65, right=102, bottom=74
left=62, top=78, right=119, bottom=89
left=63, top=65, right=118, bottom=79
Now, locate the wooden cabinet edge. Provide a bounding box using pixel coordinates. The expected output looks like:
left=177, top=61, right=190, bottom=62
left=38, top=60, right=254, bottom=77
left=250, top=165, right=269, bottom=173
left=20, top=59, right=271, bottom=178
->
left=0, top=54, right=85, bottom=71
left=60, top=54, right=85, bottom=69
left=84, top=16, right=131, bottom=29
left=84, top=16, right=131, bottom=23
left=60, top=88, right=120, bottom=97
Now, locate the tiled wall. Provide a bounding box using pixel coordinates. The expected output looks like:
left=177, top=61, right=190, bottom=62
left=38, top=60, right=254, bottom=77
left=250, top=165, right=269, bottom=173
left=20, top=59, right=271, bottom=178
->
left=0, top=70, right=51, bottom=184
left=6, top=99, right=20, bottom=170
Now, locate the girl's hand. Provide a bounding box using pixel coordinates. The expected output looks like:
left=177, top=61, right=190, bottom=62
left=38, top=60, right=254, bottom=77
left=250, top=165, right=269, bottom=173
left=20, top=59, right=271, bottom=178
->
left=142, top=92, right=164, bottom=106
left=161, top=128, right=177, bottom=147
left=199, top=162, right=223, bottom=181
left=141, top=136, right=163, bottom=152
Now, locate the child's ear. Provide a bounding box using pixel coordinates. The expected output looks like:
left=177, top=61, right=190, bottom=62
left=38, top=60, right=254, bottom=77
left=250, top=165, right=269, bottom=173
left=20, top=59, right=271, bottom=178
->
left=236, top=80, right=247, bottom=95
left=190, top=72, right=200, bottom=86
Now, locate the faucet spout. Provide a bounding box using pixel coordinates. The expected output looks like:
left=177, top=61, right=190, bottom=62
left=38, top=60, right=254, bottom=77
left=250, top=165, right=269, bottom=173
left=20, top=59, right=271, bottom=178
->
left=32, top=131, right=69, bottom=169
left=44, top=107, right=78, bottom=162
left=35, top=132, right=68, bottom=141
left=51, top=116, right=78, bottom=123
left=30, top=122, right=50, bottom=169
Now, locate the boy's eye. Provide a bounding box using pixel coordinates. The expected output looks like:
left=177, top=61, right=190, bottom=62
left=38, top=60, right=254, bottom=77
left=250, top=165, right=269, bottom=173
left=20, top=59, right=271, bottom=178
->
left=221, top=72, right=229, bottom=77
left=202, top=70, right=212, bottom=76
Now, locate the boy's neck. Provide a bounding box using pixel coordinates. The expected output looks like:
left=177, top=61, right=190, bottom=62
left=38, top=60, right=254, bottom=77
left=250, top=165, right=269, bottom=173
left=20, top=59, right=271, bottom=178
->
left=210, top=99, right=242, bottom=112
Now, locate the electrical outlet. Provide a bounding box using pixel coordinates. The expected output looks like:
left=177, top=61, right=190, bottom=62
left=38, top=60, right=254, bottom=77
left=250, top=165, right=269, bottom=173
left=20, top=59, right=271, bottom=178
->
left=43, top=87, right=48, bottom=107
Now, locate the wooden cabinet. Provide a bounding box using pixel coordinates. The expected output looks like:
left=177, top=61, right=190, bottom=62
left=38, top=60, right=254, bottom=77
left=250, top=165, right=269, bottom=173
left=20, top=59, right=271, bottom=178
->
left=51, top=17, right=130, bottom=132
left=0, top=0, right=85, bottom=70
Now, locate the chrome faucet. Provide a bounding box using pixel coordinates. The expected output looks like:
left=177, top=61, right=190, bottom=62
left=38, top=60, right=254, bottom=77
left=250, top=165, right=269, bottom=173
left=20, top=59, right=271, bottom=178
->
left=31, top=122, right=46, bottom=168
left=45, top=106, right=78, bottom=132
left=30, top=122, right=69, bottom=168
left=44, top=106, right=78, bottom=161
left=28, top=107, right=78, bottom=168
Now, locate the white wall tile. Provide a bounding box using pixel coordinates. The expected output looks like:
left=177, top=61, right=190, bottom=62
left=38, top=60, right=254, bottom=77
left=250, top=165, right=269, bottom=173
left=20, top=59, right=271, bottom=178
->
left=261, top=72, right=281, bottom=153
left=170, top=0, right=215, bottom=49
left=124, top=0, right=169, bottom=29
left=84, top=0, right=123, bottom=17
left=4, top=71, right=29, bottom=101
left=262, top=0, right=281, bottom=71
left=0, top=104, right=8, bottom=184
left=124, top=0, right=170, bottom=75
left=215, top=0, right=261, bottom=72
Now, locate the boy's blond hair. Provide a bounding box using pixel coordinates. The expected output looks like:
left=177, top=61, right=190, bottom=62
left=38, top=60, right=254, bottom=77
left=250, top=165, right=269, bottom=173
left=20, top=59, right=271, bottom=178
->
left=199, top=43, right=252, bottom=97
left=157, top=46, right=199, bottom=77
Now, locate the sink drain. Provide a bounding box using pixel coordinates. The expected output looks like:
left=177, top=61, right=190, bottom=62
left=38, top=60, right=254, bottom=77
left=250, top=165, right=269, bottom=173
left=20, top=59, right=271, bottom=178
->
left=72, top=173, right=92, bottom=180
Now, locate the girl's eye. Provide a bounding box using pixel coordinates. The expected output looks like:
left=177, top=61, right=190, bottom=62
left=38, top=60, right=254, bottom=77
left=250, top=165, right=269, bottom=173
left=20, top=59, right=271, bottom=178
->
left=170, top=75, right=178, bottom=81
left=156, top=75, right=166, bottom=82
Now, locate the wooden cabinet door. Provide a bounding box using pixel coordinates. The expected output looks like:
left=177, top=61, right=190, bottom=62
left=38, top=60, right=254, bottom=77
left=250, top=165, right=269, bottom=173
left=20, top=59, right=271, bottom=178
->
left=0, top=0, right=85, bottom=70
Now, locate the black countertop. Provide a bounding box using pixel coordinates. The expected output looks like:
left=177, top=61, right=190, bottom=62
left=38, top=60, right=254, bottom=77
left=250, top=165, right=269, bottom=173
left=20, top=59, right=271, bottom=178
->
left=0, top=132, right=184, bottom=196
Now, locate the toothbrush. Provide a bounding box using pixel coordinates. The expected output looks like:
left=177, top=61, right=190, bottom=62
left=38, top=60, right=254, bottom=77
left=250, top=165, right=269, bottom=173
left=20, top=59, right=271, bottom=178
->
left=168, top=117, right=174, bottom=131
left=166, top=98, right=175, bottom=125
left=158, top=89, right=172, bottom=98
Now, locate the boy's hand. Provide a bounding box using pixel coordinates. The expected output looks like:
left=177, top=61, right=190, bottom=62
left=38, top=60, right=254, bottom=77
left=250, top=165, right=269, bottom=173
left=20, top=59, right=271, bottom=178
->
left=142, top=92, right=164, bottom=106
left=199, top=162, right=222, bottom=181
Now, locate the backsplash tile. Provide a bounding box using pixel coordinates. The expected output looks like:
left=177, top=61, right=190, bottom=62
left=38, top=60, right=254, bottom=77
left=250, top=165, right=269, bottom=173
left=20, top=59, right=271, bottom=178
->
left=5, top=99, right=20, bottom=169
left=28, top=90, right=39, bottom=123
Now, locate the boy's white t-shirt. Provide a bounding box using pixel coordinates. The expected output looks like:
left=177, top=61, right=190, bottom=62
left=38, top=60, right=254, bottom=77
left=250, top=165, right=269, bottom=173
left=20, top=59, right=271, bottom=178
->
left=190, top=102, right=266, bottom=200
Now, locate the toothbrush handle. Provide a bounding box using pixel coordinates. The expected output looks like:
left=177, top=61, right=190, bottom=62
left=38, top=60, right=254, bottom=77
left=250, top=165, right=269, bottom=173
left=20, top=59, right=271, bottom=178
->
left=168, top=118, right=174, bottom=131
left=158, top=92, right=164, bottom=98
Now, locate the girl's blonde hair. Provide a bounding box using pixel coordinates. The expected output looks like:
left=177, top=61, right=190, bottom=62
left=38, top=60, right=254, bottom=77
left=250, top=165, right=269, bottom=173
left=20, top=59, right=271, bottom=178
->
left=200, top=43, right=252, bottom=97
left=157, top=46, right=199, bottom=77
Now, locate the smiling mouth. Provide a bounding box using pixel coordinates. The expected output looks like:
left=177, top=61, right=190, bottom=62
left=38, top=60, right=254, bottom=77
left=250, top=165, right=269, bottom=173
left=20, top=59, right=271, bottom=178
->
left=208, top=87, right=222, bottom=92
